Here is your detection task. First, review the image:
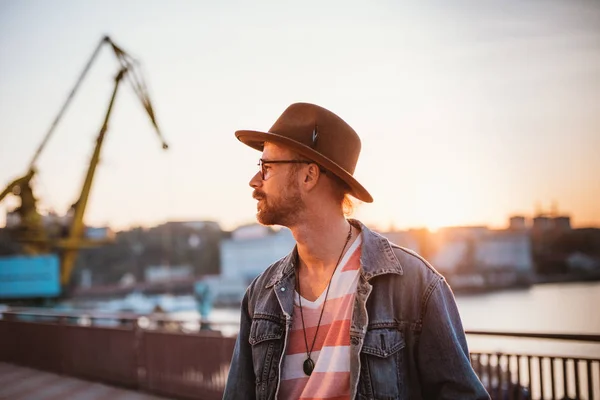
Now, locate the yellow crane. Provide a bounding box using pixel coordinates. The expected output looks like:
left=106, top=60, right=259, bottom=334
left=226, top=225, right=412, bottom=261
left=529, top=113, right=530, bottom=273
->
left=0, top=36, right=168, bottom=296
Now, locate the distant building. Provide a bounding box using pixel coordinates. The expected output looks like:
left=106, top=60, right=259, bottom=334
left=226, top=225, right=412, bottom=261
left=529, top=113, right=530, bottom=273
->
left=428, top=226, right=491, bottom=274
left=145, top=265, right=193, bottom=283
left=437, top=226, right=489, bottom=241
left=179, top=220, right=222, bottom=231
left=428, top=229, right=534, bottom=291
left=220, top=224, right=295, bottom=284
left=379, top=230, right=420, bottom=254
left=532, top=213, right=571, bottom=234
left=553, top=216, right=571, bottom=232
left=509, top=216, right=527, bottom=231
left=430, top=240, right=469, bottom=274
left=533, top=216, right=553, bottom=232
left=85, top=227, right=115, bottom=240
left=231, top=224, right=271, bottom=241
left=475, top=232, right=533, bottom=272
left=566, top=252, right=598, bottom=272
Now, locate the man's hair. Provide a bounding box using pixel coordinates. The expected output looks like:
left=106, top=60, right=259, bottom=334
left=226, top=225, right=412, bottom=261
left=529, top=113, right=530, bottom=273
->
left=329, top=173, right=356, bottom=217
left=288, top=153, right=356, bottom=216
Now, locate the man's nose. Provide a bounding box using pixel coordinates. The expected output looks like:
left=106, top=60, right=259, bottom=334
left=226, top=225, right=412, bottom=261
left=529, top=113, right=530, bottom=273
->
left=249, top=171, right=262, bottom=189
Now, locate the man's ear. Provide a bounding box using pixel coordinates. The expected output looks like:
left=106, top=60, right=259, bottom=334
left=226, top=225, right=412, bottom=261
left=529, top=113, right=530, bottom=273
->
left=303, top=164, right=320, bottom=188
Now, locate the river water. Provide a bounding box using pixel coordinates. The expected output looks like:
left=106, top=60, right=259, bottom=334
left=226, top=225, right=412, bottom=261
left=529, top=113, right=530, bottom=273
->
left=192, top=281, right=600, bottom=358
left=455, top=281, right=600, bottom=358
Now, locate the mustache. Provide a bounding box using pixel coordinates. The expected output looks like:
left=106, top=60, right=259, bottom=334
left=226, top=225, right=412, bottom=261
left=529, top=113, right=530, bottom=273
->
left=252, top=190, right=266, bottom=200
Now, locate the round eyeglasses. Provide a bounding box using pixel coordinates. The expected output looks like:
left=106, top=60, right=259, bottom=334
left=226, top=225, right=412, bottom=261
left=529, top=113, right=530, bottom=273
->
left=257, top=159, right=313, bottom=180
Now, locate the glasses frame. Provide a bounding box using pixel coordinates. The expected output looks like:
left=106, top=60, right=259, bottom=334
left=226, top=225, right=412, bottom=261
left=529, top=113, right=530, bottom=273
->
left=257, top=158, right=324, bottom=180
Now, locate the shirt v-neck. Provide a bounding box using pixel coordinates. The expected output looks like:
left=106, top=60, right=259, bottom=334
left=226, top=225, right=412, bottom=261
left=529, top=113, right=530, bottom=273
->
left=295, top=234, right=362, bottom=308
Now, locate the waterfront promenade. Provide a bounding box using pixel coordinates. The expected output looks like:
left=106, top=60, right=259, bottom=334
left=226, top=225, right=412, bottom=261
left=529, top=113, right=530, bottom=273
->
left=0, top=362, right=168, bottom=400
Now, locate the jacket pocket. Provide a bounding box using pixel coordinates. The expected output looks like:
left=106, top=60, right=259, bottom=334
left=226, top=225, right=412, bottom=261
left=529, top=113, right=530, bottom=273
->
left=249, top=317, right=284, bottom=386
left=359, top=328, right=407, bottom=400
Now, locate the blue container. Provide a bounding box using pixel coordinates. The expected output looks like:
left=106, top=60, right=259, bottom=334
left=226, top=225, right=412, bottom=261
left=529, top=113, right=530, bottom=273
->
left=0, top=254, right=61, bottom=299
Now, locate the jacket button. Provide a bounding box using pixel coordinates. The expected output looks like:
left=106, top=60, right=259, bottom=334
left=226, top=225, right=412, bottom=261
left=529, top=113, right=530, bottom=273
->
left=280, top=287, right=286, bottom=292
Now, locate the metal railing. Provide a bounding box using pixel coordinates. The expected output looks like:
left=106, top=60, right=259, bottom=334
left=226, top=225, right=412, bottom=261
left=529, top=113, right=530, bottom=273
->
left=0, top=309, right=237, bottom=400
left=0, top=309, right=599, bottom=400
left=466, top=330, right=600, bottom=400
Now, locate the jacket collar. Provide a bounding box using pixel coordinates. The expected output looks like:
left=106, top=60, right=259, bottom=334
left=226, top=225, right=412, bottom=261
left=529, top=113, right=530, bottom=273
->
left=265, top=219, right=403, bottom=288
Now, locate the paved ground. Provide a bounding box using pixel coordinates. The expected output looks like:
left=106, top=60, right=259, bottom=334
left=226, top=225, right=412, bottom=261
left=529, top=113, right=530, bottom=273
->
left=0, top=362, right=171, bottom=400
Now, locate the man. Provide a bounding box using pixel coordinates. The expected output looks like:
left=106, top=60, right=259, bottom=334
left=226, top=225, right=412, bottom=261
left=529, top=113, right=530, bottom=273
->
left=223, top=103, right=489, bottom=399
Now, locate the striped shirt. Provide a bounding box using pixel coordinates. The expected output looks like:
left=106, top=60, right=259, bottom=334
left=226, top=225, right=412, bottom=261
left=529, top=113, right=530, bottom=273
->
left=279, top=235, right=362, bottom=400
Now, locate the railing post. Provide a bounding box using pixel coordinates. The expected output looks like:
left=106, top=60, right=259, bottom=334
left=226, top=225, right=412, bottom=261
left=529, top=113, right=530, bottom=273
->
left=507, top=355, right=512, bottom=400
left=562, top=358, right=568, bottom=399
left=516, top=355, right=522, bottom=400
left=527, top=355, right=532, bottom=397
left=550, top=357, right=556, bottom=400
left=475, top=353, right=483, bottom=381
left=487, top=354, right=492, bottom=398
left=573, top=359, right=580, bottom=400
left=496, top=354, right=502, bottom=400
left=134, top=318, right=146, bottom=391
left=539, top=356, right=544, bottom=400
left=586, top=360, right=593, bottom=400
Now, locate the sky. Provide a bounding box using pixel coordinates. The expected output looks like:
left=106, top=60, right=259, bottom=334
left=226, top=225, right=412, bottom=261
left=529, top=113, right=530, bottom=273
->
left=0, top=0, right=599, bottom=232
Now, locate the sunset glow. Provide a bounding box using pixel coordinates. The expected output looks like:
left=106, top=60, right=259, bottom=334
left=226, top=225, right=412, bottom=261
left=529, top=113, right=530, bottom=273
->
left=0, top=1, right=598, bottom=232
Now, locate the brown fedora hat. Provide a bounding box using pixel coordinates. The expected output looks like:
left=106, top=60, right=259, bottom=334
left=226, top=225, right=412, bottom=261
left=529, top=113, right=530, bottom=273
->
left=235, top=102, right=373, bottom=203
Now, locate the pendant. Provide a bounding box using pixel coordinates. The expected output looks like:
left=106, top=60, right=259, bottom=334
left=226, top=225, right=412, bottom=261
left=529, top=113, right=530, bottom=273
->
left=303, top=357, right=315, bottom=376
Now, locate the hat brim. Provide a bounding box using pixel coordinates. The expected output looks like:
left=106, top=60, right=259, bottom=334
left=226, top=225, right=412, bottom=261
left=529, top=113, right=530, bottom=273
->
left=236, top=130, right=373, bottom=203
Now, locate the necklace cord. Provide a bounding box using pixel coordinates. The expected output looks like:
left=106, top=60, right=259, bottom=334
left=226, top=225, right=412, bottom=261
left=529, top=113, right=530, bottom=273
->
left=297, top=223, right=353, bottom=360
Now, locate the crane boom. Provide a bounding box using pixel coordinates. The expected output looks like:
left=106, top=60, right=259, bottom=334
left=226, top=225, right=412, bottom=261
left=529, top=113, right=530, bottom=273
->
left=27, top=36, right=168, bottom=171
left=28, top=37, right=109, bottom=170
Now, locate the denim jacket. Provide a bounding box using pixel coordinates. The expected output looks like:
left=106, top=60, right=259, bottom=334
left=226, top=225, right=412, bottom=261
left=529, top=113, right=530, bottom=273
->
left=223, top=220, right=490, bottom=400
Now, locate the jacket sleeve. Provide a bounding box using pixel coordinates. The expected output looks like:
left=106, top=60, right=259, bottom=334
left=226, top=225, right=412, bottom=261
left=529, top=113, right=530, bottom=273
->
left=416, top=277, right=490, bottom=400
left=223, top=289, right=256, bottom=399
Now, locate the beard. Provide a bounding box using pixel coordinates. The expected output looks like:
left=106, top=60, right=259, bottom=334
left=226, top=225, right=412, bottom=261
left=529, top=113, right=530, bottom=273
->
left=253, top=180, right=304, bottom=227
